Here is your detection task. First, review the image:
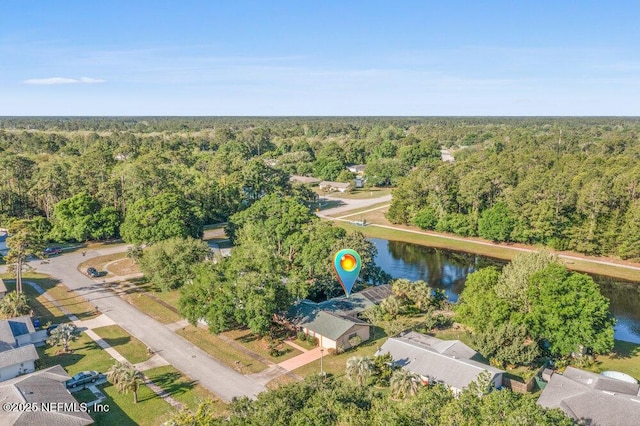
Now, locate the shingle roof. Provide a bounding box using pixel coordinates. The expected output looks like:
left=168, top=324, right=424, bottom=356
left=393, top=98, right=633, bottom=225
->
left=319, top=181, right=351, bottom=189
left=537, top=366, right=640, bottom=426
left=377, top=332, right=504, bottom=391
left=0, top=344, right=39, bottom=369
left=316, top=284, right=392, bottom=316
left=290, top=175, right=321, bottom=184
left=287, top=301, right=369, bottom=341
left=0, top=317, right=37, bottom=352
left=0, top=365, right=93, bottom=426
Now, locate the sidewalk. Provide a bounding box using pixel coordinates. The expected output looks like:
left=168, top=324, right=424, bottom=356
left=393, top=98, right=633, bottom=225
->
left=23, top=280, right=184, bottom=410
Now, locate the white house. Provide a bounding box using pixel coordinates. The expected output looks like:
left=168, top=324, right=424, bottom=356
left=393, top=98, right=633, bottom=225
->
left=0, top=317, right=45, bottom=382
left=319, top=181, right=351, bottom=193
left=376, top=331, right=504, bottom=395
left=0, top=365, right=93, bottom=425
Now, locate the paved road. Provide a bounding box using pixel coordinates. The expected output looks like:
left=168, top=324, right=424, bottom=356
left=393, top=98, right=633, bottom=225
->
left=9, top=247, right=265, bottom=402
left=316, top=193, right=392, bottom=217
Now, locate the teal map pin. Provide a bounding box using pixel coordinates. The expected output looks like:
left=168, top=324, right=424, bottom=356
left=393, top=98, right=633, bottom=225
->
left=333, top=249, right=362, bottom=298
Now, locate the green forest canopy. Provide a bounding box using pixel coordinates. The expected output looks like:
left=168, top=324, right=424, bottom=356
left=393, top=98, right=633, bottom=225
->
left=0, top=117, right=639, bottom=260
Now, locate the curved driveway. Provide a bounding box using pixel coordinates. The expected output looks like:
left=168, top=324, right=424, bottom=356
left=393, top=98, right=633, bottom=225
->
left=2, top=246, right=265, bottom=402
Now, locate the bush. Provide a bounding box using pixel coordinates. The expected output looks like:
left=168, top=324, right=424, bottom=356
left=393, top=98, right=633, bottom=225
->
left=348, top=335, right=362, bottom=348
left=413, top=207, right=439, bottom=230
left=297, top=331, right=307, bottom=341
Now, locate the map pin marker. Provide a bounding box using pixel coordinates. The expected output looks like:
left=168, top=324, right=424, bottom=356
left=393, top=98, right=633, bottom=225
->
left=333, top=249, right=362, bottom=298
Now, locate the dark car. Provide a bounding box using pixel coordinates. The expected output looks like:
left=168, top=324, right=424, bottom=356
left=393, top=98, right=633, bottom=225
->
left=43, top=247, right=62, bottom=256
left=87, top=267, right=100, bottom=277
left=66, top=371, right=100, bottom=388
left=46, top=323, right=60, bottom=335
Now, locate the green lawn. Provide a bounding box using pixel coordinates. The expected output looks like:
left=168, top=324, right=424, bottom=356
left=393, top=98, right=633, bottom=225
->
left=122, top=292, right=183, bottom=324
left=37, top=332, right=115, bottom=376
left=176, top=325, right=268, bottom=374
left=588, top=340, right=640, bottom=380
left=90, top=382, right=175, bottom=426
left=73, top=388, right=98, bottom=404
left=292, top=336, right=318, bottom=351
left=144, top=365, right=225, bottom=413
left=46, top=283, right=98, bottom=321
left=221, top=328, right=302, bottom=363
left=93, top=325, right=151, bottom=364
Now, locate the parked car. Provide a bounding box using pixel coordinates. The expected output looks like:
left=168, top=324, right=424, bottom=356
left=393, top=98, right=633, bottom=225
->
left=43, top=247, right=62, bottom=256
left=46, top=323, right=60, bottom=335
left=87, top=267, right=100, bottom=278
left=66, top=371, right=100, bottom=388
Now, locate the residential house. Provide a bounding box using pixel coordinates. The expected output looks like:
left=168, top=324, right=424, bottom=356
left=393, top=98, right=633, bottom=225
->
left=289, top=175, right=321, bottom=186
left=319, top=181, right=351, bottom=193
left=0, top=365, right=93, bottom=425
left=346, top=164, right=366, bottom=174
left=537, top=366, right=640, bottom=426
left=376, top=331, right=504, bottom=394
left=0, top=278, right=6, bottom=300
left=0, top=316, right=46, bottom=382
left=286, top=301, right=371, bottom=350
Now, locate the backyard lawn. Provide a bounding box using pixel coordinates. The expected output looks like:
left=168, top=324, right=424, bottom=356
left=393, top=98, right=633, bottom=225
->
left=90, top=382, right=175, bottom=426
left=37, top=332, right=115, bottom=376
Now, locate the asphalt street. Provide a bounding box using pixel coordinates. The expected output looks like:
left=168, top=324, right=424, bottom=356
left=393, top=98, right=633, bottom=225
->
left=4, top=246, right=265, bottom=402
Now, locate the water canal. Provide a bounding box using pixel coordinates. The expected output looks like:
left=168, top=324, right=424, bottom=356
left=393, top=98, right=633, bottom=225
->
left=370, top=238, right=640, bottom=344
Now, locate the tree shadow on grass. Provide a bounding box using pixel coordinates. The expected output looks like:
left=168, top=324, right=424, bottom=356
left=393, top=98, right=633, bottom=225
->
left=140, top=371, right=197, bottom=402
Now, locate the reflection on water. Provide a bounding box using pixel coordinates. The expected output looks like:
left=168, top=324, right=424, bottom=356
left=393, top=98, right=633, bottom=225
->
left=371, top=238, right=640, bottom=344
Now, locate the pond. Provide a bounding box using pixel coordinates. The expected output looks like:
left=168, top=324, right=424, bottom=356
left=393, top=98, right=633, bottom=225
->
left=370, top=238, right=640, bottom=344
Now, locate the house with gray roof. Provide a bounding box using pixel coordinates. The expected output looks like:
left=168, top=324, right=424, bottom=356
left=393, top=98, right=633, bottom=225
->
left=0, top=364, right=93, bottom=425
left=286, top=301, right=371, bottom=350
left=289, top=175, right=321, bottom=186
left=376, top=331, right=504, bottom=394
left=0, top=316, right=45, bottom=382
left=537, top=366, right=640, bottom=426
left=319, top=181, right=351, bottom=193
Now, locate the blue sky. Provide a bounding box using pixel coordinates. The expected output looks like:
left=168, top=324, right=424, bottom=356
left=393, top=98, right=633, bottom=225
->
left=1, top=1, right=639, bottom=115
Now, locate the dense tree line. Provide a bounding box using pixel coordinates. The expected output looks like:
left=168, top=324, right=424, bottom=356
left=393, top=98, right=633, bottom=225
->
left=179, top=194, right=390, bottom=336
left=166, top=374, right=571, bottom=426
left=457, top=252, right=615, bottom=366
left=388, top=121, right=640, bottom=259
left=1, top=117, right=639, bottom=258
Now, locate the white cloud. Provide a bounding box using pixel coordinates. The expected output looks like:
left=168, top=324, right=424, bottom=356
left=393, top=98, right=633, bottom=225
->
left=23, top=76, right=105, bottom=85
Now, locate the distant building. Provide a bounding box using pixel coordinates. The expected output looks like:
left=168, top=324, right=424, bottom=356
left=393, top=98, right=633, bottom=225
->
left=354, top=177, right=365, bottom=188
left=346, top=164, right=366, bottom=174
left=289, top=175, right=321, bottom=186
left=376, top=331, right=504, bottom=395
left=0, top=317, right=47, bottom=382
left=319, top=181, right=351, bottom=193
left=537, top=366, right=640, bottom=426
left=440, top=149, right=454, bottom=162
left=0, top=365, right=93, bottom=425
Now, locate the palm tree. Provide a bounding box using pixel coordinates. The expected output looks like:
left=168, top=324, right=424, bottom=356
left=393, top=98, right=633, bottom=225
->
left=345, top=356, right=374, bottom=386
left=47, top=323, right=81, bottom=353
left=107, top=361, right=144, bottom=403
left=390, top=369, right=421, bottom=399
left=0, top=291, right=30, bottom=317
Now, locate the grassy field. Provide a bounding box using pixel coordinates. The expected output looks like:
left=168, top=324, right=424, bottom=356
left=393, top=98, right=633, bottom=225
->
left=73, top=388, right=98, bottom=404
left=121, top=292, right=183, bottom=324
left=90, top=382, right=175, bottom=426
left=144, top=365, right=225, bottom=413
left=221, top=328, right=302, bottom=363
left=93, top=325, right=151, bottom=364
left=588, top=340, right=640, bottom=380
left=107, top=258, right=140, bottom=276
left=78, top=252, right=127, bottom=277
left=176, top=325, right=269, bottom=374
